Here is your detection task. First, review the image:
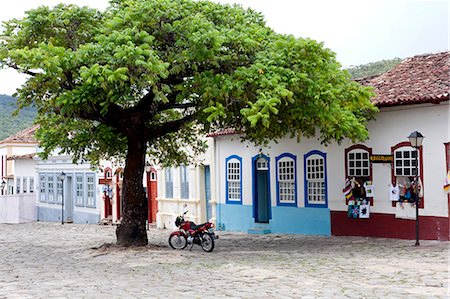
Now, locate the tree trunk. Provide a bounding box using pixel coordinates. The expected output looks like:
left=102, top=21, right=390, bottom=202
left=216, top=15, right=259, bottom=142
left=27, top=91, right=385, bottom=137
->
left=116, top=136, right=148, bottom=246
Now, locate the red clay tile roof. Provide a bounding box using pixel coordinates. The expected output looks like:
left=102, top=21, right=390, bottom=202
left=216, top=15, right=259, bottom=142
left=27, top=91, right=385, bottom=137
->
left=206, top=128, right=238, bottom=137
left=361, top=51, right=449, bottom=107
left=6, top=153, right=35, bottom=160
left=0, top=125, right=39, bottom=145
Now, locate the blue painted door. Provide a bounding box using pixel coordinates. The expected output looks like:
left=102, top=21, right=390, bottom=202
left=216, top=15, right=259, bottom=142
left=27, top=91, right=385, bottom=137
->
left=255, top=158, right=270, bottom=223
left=204, top=166, right=212, bottom=221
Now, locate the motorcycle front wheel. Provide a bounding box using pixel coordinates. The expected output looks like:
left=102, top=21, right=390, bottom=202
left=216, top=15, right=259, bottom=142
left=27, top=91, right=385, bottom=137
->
left=168, top=234, right=187, bottom=250
left=200, top=233, right=214, bottom=252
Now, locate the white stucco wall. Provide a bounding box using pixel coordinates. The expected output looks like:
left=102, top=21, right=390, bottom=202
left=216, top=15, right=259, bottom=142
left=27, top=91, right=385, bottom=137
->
left=0, top=194, right=36, bottom=223
left=215, top=102, right=450, bottom=218
left=156, top=137, right=217, bottom=229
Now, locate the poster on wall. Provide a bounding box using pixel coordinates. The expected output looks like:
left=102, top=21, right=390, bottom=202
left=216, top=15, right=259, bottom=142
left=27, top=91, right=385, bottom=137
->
left=359, top=204, right=370, bottom=218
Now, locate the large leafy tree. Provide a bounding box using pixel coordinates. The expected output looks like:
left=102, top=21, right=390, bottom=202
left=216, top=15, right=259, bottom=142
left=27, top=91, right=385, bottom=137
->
left=0, top=0, right=377, bottom=246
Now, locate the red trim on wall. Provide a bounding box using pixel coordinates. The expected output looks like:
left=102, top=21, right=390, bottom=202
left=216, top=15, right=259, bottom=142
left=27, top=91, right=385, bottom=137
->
left=1, top=155, right=3, bottom=195
left=344, top=144, right=373, bottom=205
left=116, top=171, right=122, bottom=221
left=391, top=141, right=424, bottom=208
left=146, top=171, right=158, bottom=223
left=104, top=167, right=112, bottom=179
left=331, top=211, right=449, bottom=241
left=445, top=142, right=450, bottom=240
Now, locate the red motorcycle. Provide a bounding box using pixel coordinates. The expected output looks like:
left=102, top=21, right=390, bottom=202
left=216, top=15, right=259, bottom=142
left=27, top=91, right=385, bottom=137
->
left=168, top=210, right=218, bottom=252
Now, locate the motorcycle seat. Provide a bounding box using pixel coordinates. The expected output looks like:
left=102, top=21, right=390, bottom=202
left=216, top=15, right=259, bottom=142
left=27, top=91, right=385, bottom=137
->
left=189, top=222, right=208, bottom=230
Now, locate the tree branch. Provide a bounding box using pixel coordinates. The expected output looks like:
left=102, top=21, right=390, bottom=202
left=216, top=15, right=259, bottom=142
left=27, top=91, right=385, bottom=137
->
left=149, top=112, right=198, bottom=140
left=158, top=102, right=198, bottom=111
left=7, top=63, right=38, bottom=77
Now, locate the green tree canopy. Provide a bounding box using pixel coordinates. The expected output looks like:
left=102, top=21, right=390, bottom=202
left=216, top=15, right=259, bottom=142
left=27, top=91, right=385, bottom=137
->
left=0, top=0, right=377, bottom=246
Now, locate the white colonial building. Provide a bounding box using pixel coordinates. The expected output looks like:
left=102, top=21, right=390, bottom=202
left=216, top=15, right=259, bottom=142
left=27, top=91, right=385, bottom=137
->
left=0, top=126, right=39, bottom=223
left=210, top=52, right=450, bottom=240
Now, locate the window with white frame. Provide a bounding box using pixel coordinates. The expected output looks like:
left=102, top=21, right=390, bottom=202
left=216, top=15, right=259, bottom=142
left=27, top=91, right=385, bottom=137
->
left=276, top=154, right=296, bottom=205
left=39, top=174, right=46, bottom=201
left=56, top=179, right=63, bottom=204
left=16, top=177, right=21, bottom=194
left=86, top=174, right=95, bottom=207
left=75, top=174, right=84, bottom=206
left=256, top=158, right=268, bottom=170
left=305, top=152, right=326, bottom=206
left=29, top=177, right=34, bottom=193
left=47, top=175, right=54, bottom=202
left=165, top=168, right=173, bottom=198
left=347, top=149, right=370, bottom=177
left=226, top=156, right=242, bottom=203
left=22, top=177, right=28, bottom=193
left=180, top=166, right=189, bottom=199
left=394, top=147, right=419, bottom=177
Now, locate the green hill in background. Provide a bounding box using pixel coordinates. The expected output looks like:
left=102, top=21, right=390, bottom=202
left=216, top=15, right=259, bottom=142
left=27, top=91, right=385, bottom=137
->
left=346, top=57, right=403, bottom=79
left=0, top=94, right=37, bottom=141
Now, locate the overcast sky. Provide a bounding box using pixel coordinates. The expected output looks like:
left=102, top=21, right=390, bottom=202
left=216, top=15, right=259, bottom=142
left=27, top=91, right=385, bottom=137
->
left=0, top=0, right=448, bottom=95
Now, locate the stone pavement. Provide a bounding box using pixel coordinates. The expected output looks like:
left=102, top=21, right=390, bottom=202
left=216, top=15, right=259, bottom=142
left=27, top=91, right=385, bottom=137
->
left=0, top=222, right=448, bottom=299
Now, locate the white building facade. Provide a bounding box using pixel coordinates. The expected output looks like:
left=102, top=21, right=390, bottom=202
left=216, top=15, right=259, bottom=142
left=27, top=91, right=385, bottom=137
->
left=211, top=52, right=450, bottom=240
left=156, top=138, right=217, bottom=229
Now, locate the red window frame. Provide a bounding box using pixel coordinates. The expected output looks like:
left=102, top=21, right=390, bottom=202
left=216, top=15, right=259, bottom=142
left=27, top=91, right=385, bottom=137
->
left=391, top=141, right=424, bottom=208
left=344, top=144, right=373, bottom=205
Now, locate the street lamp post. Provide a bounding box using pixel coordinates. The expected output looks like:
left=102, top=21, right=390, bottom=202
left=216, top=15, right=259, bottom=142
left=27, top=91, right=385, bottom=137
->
left=408, top=131, right=424, bottom=246
left=145, top=162, right=152, bottom=230
left=58, top=172, right=66, bottom=225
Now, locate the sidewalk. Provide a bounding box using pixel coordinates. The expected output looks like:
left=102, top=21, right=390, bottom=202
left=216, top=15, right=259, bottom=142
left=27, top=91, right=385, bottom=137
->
left=0, top=222, right=448, bottom=298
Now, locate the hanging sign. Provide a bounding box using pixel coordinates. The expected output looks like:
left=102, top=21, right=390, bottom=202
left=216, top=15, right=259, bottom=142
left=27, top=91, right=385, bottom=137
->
left=99, top=178, right=112, bottom=185
left=370, top=155, right=393, bottom=163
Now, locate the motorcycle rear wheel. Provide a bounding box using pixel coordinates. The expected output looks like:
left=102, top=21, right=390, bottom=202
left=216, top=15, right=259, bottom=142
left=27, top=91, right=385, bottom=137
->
left=169, top=234, right=187, bottom=250
left=200, top=233, right=214, bottom=252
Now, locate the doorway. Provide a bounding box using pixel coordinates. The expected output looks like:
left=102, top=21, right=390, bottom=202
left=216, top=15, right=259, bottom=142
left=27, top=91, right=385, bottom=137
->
left=253, top=155, right=271, bottom=223
left=204, top=165, right=212, bottom=221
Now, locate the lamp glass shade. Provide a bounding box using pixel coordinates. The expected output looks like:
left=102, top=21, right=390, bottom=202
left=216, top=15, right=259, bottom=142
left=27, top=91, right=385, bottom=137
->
left=408, top=131, right=424, bottom=147
left=58, top=172, right=66, bottom=181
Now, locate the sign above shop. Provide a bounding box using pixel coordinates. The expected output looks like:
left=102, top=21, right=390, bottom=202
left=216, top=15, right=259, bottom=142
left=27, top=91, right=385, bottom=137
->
left=370, top=155, right=393, bottom=163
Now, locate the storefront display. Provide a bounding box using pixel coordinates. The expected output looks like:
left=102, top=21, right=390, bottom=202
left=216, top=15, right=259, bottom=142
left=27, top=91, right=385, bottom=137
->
left=344, top=177, right=371, bottom=219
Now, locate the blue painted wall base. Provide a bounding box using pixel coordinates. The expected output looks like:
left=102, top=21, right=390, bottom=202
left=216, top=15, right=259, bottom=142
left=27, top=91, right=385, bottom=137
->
left=217, top=204, right=331, bottom=235
left=38, top=206, right=99, bottom=224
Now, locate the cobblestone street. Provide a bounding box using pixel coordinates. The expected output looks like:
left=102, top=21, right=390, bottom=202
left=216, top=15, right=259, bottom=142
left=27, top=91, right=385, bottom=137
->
left=0, top=222, right=448, bottom=298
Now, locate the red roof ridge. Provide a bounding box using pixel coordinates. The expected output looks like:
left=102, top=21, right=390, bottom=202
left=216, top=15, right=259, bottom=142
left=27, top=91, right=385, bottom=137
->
left=6, top=153, right=36, bottom=160
left=207, top=128, right=239, bottom=137
left=0, top=125, right=39, bottom=145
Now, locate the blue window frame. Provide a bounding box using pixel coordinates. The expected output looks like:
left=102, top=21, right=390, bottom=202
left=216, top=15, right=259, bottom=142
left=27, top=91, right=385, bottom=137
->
left=180, top=165, right=189, bottom=199
left=47, top=173, right=55, bottom=203
left=304, top=150, right=328, bottom=208
left=165, top=168, right=173, bottom=198
left=225, top=155, right=242, bottom=204
left=75, top=173, right=84, bottom=207
left=275, top=153, right=297, bottom=207
left=39, top=173, right=47, bottom=202
left=86, top=173, right=96, bottom=208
